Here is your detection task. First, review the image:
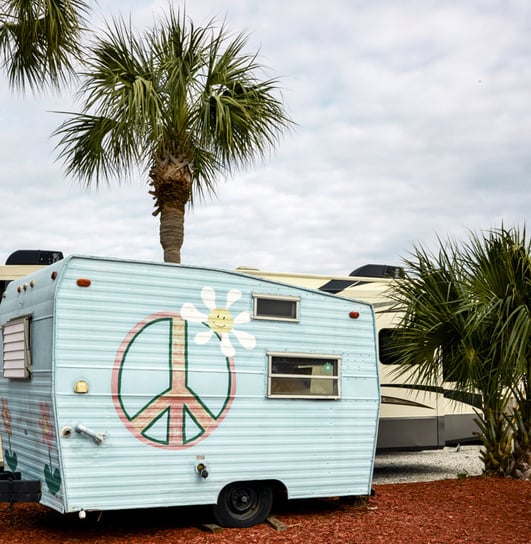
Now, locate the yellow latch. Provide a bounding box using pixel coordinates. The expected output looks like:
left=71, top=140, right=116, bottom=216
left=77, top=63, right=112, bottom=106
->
left=74, top=380, right=89, bottom=394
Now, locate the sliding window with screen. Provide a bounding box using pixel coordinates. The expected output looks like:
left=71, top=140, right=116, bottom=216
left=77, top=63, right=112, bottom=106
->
left=268, top=353, right=340, bottom=399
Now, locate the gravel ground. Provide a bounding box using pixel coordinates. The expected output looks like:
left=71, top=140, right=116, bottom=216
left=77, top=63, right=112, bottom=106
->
left=372, top=445, right=484, bottom=484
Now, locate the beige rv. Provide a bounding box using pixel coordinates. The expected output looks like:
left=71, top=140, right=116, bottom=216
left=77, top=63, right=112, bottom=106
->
left=0, top=250, right=63, bottom=295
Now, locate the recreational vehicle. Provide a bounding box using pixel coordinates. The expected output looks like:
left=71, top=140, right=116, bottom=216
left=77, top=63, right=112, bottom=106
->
left=238, top=264, right=480, bottom=451
left=0, top=255, right=379, bottom=527
left=0, top=250, right=63, bottom=295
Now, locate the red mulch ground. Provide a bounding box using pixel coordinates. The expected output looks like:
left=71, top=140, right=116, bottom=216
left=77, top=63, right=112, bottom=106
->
left=0, top=476, right=529, bottom=543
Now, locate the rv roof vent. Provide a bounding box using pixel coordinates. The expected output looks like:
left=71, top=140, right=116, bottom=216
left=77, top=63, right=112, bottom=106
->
left=349, top=264, right=404, bottom=279
left=6, top=250, right=64, bottom=266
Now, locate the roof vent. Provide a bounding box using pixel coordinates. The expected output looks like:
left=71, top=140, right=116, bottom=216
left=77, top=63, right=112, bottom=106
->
left=349, top=264, right=404, bottom=278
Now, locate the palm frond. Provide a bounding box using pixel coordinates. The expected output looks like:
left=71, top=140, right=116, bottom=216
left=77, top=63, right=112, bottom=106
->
left=54, top=6, right=293, bottom=199
left=0, top=0, right=90, bottom=91
left=53, top=112, right=141, bottom=186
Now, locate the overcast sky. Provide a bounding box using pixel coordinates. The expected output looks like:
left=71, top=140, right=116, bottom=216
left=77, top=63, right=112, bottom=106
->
left=1, top=0, right=530, bottom=274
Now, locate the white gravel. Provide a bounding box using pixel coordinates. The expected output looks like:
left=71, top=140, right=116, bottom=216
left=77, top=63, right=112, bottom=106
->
left=372, top=445, right=484, bottom=484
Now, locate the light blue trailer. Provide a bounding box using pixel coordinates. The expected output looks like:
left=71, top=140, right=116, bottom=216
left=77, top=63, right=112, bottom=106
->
left=0, top=255, right=379, bottom=527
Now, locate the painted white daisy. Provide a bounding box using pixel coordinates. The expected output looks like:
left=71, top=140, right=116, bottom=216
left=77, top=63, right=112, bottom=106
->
left=180, top=287, right=256, bottom=358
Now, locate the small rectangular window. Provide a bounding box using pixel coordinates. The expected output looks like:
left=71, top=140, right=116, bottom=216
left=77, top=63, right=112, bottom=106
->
left=268, top=353, right=340, bottom=399
left=2, top=316, right=32, bottom=379
left=253, top=294, right=299, bottom=321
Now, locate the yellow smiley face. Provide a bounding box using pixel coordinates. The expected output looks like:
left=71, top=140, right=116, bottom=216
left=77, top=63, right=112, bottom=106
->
left=207, top=308, right=234, bottom=334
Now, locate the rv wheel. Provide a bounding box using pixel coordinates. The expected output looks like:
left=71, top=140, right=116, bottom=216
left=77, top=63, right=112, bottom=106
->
left=213, top=481, right=273, bottom=528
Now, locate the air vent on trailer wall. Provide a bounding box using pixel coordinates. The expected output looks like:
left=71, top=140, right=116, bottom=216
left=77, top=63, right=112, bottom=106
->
left=2, top=316, right=32, bottom=379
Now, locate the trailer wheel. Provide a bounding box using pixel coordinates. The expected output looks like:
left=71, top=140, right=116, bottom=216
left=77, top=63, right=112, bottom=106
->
left=213, top=481, right=273, bottom=528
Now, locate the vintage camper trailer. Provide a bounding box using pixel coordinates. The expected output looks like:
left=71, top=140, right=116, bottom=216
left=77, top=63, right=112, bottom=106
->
left=0, top=255, right=379, bottom=527
left=238, top=265, right=480, bottom=451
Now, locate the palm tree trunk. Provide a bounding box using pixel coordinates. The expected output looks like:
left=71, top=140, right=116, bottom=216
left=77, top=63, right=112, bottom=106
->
left=511, top=402, right=531, bottom=479
left=477, top=407, right=514, bottom=476
left=149, top=154, right=193, bottom=264
left=160, top=203, right=185, bottom=263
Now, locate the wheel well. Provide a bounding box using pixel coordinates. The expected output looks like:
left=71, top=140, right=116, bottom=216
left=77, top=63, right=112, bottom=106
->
left=269, top=479, right=288, bottom=501
left=216, top=479, right=287, bottom=501
left=218, top=480, right=288, bottom=501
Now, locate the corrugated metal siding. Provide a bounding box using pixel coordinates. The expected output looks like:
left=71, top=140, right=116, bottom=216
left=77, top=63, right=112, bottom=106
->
left=0, top=261, right=66, bottom=512
left=31, top=256, right=378, bottom=513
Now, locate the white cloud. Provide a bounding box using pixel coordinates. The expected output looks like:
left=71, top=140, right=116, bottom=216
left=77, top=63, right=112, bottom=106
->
left=1, top=0, right=530, bottom=275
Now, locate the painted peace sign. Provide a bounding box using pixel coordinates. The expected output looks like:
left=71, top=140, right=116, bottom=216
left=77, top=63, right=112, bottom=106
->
left=112, top=312, right=236, bottom=449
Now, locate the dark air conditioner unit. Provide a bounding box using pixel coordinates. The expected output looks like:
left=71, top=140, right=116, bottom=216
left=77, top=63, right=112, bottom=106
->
left=5, top=250, right=64, bottom=265
left=349, top=264, right=404, bottom=279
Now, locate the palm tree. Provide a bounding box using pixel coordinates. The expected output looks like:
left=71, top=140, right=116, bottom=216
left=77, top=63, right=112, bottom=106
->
left=53, top=8, right=292, bottom=263
left=464, top=227, right=531, bottom=478
left=0, top=0, right=89, bottom=90
left=389, top=226, right=531, bottom=478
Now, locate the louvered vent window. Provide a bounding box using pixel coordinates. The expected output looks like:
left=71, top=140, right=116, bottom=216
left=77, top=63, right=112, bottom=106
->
left=2, top=316, right=32, bottom=379
left=268, top=353, right=340, bottom=399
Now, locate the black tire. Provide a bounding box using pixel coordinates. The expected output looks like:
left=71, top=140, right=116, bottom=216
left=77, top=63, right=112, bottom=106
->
left=213, top=481, right=273, bottom=528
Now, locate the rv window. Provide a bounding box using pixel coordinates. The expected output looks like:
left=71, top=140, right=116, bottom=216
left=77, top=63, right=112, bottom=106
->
left=2, top=316, right=32, bottom=379
left=379, top=328, right=416, bottom=365
left=253, top=294, right=299, bottom=321
left=378, top=328, right=402, bottom=365
left=268, top=354, right=340, bottom=399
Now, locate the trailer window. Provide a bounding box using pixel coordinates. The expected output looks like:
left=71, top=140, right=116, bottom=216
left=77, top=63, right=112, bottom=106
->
left=253, top=294, right=299, bottom=321
left=2, top=316, right=32, bottom=379
left=268, top=354, right=340, bottom=399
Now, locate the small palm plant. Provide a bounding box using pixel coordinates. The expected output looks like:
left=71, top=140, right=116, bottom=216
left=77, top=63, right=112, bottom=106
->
left=464, top=227, right=531, bottom=477
left=389, top=226, right=531, bottom=479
